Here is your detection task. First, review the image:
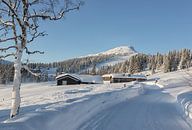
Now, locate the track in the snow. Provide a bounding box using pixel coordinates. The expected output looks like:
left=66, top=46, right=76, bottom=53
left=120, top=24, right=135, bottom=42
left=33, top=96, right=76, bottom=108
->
left=79, top=86, right=192, bottom=130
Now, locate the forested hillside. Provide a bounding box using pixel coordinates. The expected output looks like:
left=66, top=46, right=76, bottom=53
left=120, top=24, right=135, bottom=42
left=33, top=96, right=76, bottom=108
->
left=0, top=48, right=191, bottom=83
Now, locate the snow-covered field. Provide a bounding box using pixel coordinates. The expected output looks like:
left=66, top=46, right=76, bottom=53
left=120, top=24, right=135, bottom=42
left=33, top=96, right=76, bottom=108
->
left=0, top=81, right=139, bottom=129
left=1, top=68, right=192, bottom=130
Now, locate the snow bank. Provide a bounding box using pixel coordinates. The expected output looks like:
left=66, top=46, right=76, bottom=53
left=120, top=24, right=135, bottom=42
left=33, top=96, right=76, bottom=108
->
left=149, top=68, right=192, bottom=121
left=177, top=92, right=192, bottom=119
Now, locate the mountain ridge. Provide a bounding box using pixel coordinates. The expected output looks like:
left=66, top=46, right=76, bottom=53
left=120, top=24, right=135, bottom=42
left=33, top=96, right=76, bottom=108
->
left=85, top=46, right=137, bottom=57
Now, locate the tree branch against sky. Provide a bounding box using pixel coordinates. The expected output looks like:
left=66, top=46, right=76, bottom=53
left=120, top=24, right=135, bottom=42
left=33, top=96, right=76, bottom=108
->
left=0, top=0, right=83, bottom=118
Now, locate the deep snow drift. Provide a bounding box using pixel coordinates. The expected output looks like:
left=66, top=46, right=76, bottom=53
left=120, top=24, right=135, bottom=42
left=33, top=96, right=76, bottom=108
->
left=0, top=68, right=192, bottom=130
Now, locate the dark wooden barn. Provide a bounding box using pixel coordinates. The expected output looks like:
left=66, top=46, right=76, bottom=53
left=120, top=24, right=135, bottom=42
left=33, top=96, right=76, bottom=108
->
left=56, top=74, right=81, bottom=85
left=56, top=73, right=103, bottom=85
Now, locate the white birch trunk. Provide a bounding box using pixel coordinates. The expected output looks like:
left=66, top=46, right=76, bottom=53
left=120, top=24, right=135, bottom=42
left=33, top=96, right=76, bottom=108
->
left=10, top=46, right=23, bottom=118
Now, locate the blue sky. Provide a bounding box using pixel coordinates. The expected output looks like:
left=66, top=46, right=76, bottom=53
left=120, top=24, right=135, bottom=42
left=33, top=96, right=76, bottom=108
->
left=26, top=0, right=192, bottom=63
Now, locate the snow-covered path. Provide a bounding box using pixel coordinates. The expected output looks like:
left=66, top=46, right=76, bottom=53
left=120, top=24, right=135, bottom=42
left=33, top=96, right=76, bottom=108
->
left=1, top=84, right=192, bottom=130
left=79, top=86, right=192, bottom=130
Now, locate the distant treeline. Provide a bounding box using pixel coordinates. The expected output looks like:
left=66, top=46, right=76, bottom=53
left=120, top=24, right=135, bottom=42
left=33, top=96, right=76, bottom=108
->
left=0, top=48, right=192, bottom=84
left=98, top=48, right=192, bottom=75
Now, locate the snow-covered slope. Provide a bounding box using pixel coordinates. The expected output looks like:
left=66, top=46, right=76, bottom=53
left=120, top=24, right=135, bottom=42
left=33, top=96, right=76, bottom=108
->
left=87, top=46, right=137, bottom=57
left=96, top=54, right=136, bottom=67
left=79, top=46, right=137, bottom=72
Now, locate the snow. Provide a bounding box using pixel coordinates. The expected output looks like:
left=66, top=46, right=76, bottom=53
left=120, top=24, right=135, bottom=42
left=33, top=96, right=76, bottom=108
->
left=80, top=46, right=137, bottom=71
left=87, top=46, right=137, bottom=57
left=147, top=68, right=192, bottom=122
left=79, top=85, right=191, bottom=130
left=78, top=75, right=103, bottom=84
left=96, top=54, right=137, bottom=67
left=1, top=68, right=192, bottom=129
left=80, top=54, right=137, bottom=74
left=79, top=46, right=137, bottom=73
left=0, top=82, right=139, bottom=130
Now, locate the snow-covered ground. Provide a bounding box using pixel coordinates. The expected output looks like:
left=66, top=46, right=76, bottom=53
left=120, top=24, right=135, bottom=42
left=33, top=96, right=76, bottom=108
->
left=0, top=81, right=138, bottom=129
left=1, top=68, right=192, bottom=130
left=148, top=68, right=192, bottom=122
left=79, top=85, right=191, bottom=130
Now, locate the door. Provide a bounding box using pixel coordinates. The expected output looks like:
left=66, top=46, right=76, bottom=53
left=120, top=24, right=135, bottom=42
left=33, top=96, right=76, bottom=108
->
left=62, top=80, right=67, bottom=85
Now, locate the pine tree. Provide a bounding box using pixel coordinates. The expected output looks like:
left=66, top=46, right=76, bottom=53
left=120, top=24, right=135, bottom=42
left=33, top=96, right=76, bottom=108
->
left=91, top=64, right=97, bottom=75
left=163, top=54, right=171, bottom=73
left=178, top=49, right=191, bottom=70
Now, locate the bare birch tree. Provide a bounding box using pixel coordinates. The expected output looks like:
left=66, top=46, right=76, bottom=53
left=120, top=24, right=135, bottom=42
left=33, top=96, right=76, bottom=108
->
left=0, top=0, right=82, bottom=118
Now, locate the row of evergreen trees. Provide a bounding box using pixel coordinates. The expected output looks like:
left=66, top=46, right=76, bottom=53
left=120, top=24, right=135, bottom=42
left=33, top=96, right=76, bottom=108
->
left=0, top=54, right=115, bottom=83
left=96, top=49, right=192, bottom=75
left=0, top=63, right=14, bottom=84
left=28, top=54, right=114, bottom=73
left=0, top=48, right=191, bottom=83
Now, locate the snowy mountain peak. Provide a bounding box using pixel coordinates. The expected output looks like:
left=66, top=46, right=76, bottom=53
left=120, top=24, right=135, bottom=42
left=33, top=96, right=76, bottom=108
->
left=100, top=46, right=137, bottom=56
left=88, top=46, right=137, bottom=57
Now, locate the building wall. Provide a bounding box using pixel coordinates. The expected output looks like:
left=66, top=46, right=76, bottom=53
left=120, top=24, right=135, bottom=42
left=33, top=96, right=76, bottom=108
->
left=57, top=77, right=81, bottom=85
left=102, top=77, right=146, bottom=83
left=112, top=78, right=136, bottom=83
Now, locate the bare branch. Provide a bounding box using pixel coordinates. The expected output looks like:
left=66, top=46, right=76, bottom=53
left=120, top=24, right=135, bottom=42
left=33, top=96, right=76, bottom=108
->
left=22, top=64, right=40, bottom=77
left=0, top=8, right=9, bottom=13
left=0, top=18, right=14, bottom=26
left=0, top=53, right=15, bottom=59
left=0, top=36, right=19, bottom=43
left=27, top=32, right=47, bottom=43
left=0, top=46, right=18, bottom=52
left=29, top=0, right=39, bottom=6
left=0, top=0, right=83, bottom=119
left=24, top=47, right=44, bottom=55
left=28, top=2, right=81, bottom=21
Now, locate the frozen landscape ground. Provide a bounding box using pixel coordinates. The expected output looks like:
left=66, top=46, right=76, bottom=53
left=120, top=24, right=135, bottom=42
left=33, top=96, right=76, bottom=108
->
left=0, top=68, right=192, bottom=130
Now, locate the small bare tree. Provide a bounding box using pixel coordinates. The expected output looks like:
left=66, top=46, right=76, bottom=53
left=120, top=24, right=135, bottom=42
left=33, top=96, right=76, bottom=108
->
left=0, top=0, right=82, bottom=118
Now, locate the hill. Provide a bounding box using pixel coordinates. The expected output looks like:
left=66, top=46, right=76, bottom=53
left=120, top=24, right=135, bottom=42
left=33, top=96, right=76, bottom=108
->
left=57, top=46, right=137, bottom=74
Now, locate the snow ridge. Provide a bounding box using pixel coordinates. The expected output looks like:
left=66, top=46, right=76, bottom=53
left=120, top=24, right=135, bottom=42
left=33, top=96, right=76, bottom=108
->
left=87, top=46, right=137, bottom=57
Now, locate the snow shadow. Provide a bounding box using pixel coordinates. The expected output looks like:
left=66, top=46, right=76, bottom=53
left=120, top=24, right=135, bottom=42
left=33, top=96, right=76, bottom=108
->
left=0, top=103, right=54, bottom=123
left=177, top=91, right=192, bottom=121
left=64, top=87, right=93, bottom=94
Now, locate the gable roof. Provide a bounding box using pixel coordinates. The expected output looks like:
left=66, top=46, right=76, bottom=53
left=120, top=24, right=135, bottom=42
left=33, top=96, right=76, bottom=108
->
left=56, top=73, right=103, bottom=84
left=56, top=73, right=80, bottom=80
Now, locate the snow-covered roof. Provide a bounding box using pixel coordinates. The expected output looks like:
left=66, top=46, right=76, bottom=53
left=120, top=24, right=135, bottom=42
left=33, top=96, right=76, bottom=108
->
left=102, top=73, right=147, bottom=79
left=56, top=73, right=103, bottom=84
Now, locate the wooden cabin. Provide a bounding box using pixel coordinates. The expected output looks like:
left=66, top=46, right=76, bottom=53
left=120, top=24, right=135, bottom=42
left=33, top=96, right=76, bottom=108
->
left=56, top=73, right=103, bottom=85
left=102, top=73, right=147, bottom=83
